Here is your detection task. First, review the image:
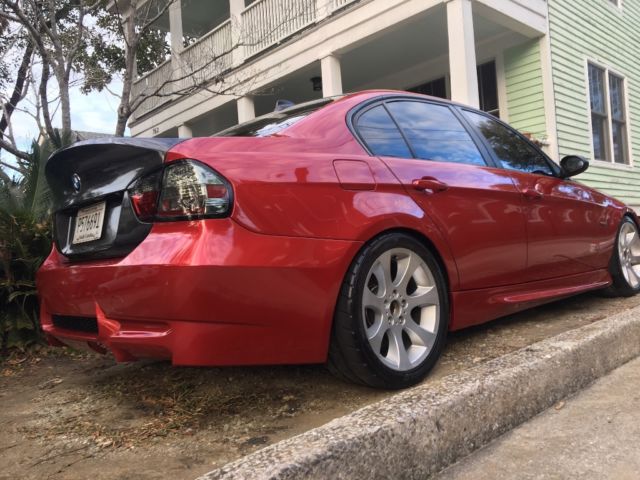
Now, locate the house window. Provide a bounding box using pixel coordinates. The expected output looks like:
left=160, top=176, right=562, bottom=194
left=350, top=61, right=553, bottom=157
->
left=588, top=63, right=629, bottom=164
left=477, top=61, right=499, bottom=118
left=409, top=77, right=448, bottom=99
left=408, top=61, right=500, bottom=117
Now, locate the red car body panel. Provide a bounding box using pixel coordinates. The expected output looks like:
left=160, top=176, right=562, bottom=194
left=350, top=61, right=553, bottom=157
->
left=39, top=219, right=362, bottom=365
left=37, top=90, right=637, bottom=366
left=380, top=157, right=529, bottom=289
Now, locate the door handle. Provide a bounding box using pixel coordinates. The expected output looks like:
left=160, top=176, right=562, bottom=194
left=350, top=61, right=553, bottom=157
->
left=412, top=177, right=449, bottom=193
left=522, top=188, right=543, bottom=200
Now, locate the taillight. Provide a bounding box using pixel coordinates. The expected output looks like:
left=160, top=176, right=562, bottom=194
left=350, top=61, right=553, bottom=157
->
left=128, top=160, right=231, bottom=222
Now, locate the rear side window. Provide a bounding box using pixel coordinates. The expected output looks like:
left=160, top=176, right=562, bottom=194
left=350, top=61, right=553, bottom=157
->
left=463, top=110, right=555, bottom=176
left=386, top=101, right=487, bottom=166
left=356, top=105, right=412, bottom=158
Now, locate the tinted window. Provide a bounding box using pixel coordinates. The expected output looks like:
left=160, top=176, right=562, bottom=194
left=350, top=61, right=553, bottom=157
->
left=386, top=101, right=486, bottom=166
left=463, top=110, right=555, bottom=175
left=356, top=105, right=412, bottom=158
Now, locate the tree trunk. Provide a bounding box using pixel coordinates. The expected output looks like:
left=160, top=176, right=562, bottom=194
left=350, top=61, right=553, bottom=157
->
left=39, top=63, right=58, bottom=147
left=57, top=70, right=72, bottom=136
left=0, top=42, right=33, bottom=136
left=115, top=50, right=134, bottom=137
left=115, top=15, right=138, bottom=137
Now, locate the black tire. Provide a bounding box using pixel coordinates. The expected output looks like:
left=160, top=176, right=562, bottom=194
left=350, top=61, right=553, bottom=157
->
left=603, top=216, right=640, bottom=297
left=327, top=233, right=449, bottom=389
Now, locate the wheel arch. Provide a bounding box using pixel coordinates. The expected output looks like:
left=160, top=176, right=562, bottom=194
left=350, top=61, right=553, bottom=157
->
left=325, top=226, right=455, bottom=344
left=366, top=227, right=454, bottom=293
left=623, top=208, right=640, bottom=227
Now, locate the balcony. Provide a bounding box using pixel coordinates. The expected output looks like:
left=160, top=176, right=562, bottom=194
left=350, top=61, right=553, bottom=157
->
left=131, top=0, right=361, bottom=119
left=242, top=0, right=317, bottom=58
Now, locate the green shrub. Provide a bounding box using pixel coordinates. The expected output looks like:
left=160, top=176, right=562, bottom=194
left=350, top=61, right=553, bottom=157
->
left=0, top=210, right=51, bottom=354
left=0, top=135, right=63, bottom=355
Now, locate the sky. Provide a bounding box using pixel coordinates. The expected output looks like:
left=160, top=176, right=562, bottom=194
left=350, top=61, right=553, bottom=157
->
left=8, top=78, right=127, bottom=154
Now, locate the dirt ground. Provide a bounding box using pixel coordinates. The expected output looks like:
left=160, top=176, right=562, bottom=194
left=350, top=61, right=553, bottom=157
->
left=2, top=292, right=640, bottom=480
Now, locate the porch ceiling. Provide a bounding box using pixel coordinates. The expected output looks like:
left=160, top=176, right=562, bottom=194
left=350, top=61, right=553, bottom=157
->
left=340, top=4, right=527, bottom=92
left=252, top=63, right=323, bottom=117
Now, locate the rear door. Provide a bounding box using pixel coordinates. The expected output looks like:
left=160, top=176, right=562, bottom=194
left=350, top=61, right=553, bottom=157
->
left=460, top=109, right=612, bottom=281
left=354, top=99, right=528, bottom=290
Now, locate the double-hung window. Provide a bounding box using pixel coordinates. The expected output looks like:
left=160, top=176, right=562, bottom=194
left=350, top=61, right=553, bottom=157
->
left=588, top=63, right=629, bottom=164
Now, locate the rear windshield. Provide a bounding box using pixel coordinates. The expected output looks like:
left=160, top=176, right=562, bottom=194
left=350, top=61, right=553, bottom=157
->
left=216, top=97, right=337, bottom=137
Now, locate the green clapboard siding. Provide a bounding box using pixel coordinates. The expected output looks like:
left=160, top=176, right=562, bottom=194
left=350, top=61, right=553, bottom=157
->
left=504, top=40, right=547, bottom=140
left=548, top=0, right=640, bottom=208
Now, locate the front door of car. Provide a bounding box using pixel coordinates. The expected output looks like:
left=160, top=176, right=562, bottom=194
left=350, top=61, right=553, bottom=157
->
left=353, top=99, right=528, bottom=290
left=461, top=110, right=612, bottom=282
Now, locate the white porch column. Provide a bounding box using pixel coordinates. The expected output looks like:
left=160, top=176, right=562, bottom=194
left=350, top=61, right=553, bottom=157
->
left=178, top=123, right=193, bottom=138
left=169, top=0, right=184, bottom=92
left=229, top=0, right=246, bottom=67
left=446, top=0, right=479, bottom=108
left=237, top=96, right=255, bottom=123
left=168, top=0, right=184, bottom=54
left=320, top=54, right=343, bottom=97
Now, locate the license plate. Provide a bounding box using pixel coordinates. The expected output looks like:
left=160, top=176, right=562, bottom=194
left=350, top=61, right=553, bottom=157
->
left=72, top=202, right=106, bottom=244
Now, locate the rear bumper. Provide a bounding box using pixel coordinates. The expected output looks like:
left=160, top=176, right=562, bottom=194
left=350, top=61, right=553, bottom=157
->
left=37, top=219, right=361, bottom=365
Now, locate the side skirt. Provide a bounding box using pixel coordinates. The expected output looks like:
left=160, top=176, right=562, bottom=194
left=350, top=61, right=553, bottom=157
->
left=449, top=269, right=612, bottom=331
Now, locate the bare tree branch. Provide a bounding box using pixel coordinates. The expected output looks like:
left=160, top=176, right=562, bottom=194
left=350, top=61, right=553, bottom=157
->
left=0, top=138, right=29, bottom=161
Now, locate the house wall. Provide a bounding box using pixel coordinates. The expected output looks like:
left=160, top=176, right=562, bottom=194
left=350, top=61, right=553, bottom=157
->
left=547, top=0, right=640, bottom=209
left=504, top=40, right=547, bottom=140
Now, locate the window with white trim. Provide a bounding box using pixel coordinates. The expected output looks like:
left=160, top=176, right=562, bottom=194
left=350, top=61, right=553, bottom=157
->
left=588, top=63, right=629, bottom=164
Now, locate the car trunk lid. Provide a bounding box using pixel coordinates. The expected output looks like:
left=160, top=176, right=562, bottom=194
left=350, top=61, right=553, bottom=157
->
left=46, top=137, right=184, bottom=260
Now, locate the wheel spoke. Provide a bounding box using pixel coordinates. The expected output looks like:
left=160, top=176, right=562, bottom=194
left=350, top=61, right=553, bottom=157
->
left=628, top=265, right=640, bottom=288
left=404, top=320, right=436, bottom=349
left=406, top=286, right=439, bottom=311
left=367, top=319, right=387, bottom=353
left=371, top=251, right=393, bottom=297
left=362, top=287, right=384, bottom=310
left=387, top=328, right=410, bottom=370
left=395, top=252, right=421, bottom=292
left=624, top=231, right=636, bottom=248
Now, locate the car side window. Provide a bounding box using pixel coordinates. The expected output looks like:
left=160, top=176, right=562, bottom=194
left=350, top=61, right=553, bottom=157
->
left=356, top=105, right=412, bottom=158
left=386, top=101, right=487, bottom=166
left=462, top=110, right=555, bottom=176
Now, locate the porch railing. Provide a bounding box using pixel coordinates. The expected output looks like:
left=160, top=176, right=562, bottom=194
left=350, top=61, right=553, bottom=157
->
left=131, top=0, right=360, bottom=119
left=131, top=59, right=173, bottom=119
left=180, top=19, right=233, bottom=90
left=241, top=0, right=317, bottom=58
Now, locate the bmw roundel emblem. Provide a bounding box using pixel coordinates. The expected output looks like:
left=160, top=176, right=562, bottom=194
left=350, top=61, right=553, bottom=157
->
left=71, top=173, right=81, bottom=192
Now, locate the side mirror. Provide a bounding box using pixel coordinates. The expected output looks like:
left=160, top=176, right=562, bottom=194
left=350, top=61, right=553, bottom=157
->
left=560, top=155, right=589, bottom=178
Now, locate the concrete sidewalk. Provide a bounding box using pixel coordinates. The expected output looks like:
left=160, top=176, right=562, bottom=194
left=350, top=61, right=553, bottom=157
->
left=435, top=356, right=640, bottom=480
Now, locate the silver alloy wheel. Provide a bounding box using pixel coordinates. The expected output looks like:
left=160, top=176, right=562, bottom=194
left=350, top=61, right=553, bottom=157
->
left=362, top=248, right=440, bottom=372
left=619, top=221, right=640, bottom=289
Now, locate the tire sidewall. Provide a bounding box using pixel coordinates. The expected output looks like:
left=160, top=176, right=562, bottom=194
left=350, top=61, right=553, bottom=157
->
left=350, top=234, right=449, bottom=386
left=611, top=217, right=640, bottom=296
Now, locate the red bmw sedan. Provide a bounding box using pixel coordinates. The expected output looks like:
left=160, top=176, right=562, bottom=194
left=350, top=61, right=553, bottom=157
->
left=37, top=91, right=640, bottom=389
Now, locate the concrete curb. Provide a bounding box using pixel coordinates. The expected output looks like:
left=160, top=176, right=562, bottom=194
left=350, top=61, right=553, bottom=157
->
left=198, top=304, right=640, bottom=480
